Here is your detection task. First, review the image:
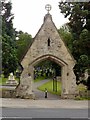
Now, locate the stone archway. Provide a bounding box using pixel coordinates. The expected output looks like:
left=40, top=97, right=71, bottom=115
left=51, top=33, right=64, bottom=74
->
left=28, top=54, right=77, bottom=98
left=29, top=54, right=69, bottom=97
left=16, top=12, right=78, bottom=99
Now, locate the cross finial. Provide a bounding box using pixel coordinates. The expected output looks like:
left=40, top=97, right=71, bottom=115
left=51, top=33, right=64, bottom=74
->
left=45, top=4, right=52, bottom=13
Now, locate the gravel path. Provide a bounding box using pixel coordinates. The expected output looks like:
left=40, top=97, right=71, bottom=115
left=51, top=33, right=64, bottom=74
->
left=0, top=79, right=61, bottom=100
left=33, top=79, right=60, bottom=100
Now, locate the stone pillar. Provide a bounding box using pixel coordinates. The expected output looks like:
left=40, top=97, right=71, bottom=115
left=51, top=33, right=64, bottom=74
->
left=61, top=65, right=69, bottom=98
left=16, top=67, right=35, bottom=99
left=61, top=65, right=78, bottom=99
left=68, top=70, right=78, bottom=96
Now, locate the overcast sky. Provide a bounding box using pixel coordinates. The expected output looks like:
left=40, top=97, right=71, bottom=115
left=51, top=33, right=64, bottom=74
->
left=11, top=0, right=69, bottom=37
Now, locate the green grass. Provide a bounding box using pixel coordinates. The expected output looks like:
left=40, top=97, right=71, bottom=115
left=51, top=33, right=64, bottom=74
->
left=77, top=84, right=87, bottom=91
left=0, top=75, right=45, bottom=85
left=34, top=76, right=46, bottom=83
left=0, top=77, right=7, bottom=85
left=75, top=96, right=90, bottom=100
left=37, top=80, right=61, bottom=96
left=75, top=84, right=90, bottom=100
left=0, top=77, right=19, bottom=85
left=0, top=75, right=46, bottom=85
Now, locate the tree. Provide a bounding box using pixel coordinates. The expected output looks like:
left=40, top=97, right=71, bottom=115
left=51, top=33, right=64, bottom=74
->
left=59, top=2, right=90, bottom=58
left=59, top=1, right=90, bottom=85
left=58, top=24, right=74, bottom=52
left=34, top=59, right=61, bottom=78
left=74, top=55, right=89, bottom=82
left=2, top=0, right=18, bottom=77
left=16, top=31, right=32, bottom=61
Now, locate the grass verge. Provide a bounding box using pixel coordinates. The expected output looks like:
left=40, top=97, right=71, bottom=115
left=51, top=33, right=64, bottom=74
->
left=0, top=77, right=19, bottom=85
left=37, top=80, right=61, bottom=96
left=34, top=76, right=46, bottom=83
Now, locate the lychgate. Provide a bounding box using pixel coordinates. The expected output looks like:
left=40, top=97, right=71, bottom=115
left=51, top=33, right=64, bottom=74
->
left=16, top=11, right=78, bottom=99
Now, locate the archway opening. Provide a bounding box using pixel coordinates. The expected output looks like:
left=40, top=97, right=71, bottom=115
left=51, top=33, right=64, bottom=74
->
left=33, top=58, right=62, bottom=99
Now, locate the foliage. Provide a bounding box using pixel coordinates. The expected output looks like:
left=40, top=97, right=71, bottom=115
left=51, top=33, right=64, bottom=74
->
left=0, top=76, right=7, bottom=85
left=78, top=55, right=89, bottom=72
left=77, top=83, right=87, bottom=92
left=34, top=60, right=61, bottom=79
left=1, top=0, right=18, bottom=77
left=59, top=1, right=90, bottom=58
left=58, top=25, right=74, bottom=52
left=16, top=31, right=32, bottom=61
left=75, top=95, right=90, bottom=100
left=59, top=1, right=90, bottom=86
left=75, top=84, right=90, bottom=100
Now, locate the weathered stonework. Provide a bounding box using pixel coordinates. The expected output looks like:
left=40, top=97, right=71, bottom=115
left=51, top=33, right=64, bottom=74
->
left=16, top=73, right=35, bottom=99
left=16, top=13, right=78, bottom=99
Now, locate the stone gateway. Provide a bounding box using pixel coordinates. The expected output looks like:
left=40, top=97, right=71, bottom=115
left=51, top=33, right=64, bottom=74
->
left=16, top=10, right=78, bottom=99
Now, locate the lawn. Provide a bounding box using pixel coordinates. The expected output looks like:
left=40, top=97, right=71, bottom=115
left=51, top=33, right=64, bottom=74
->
left=0, top=77, right=7, bottom=85
left=37, top=80, right=61, bottom=96
left=0, top=75, right=45, bottom=85
left=0, top=76, right=19, bottom=85
left=34, top=76, right=46, bottom=83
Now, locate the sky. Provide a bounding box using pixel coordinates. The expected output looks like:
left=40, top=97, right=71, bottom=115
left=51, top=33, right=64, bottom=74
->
left=11, top=0, right=69, bottom=37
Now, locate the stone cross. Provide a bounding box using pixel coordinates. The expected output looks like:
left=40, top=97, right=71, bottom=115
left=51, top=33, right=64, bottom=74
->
left=45, top=4, right=52, bottom=13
